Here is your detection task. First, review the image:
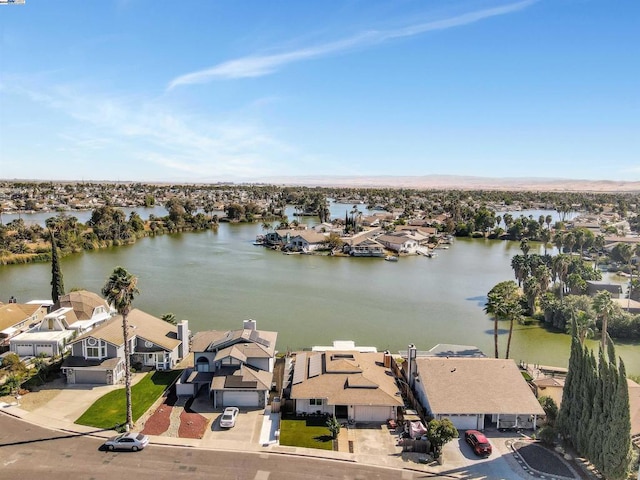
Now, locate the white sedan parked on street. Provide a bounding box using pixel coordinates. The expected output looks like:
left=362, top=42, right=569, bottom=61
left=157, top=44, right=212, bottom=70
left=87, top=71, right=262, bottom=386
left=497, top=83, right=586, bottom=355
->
left=220, top=407, right=239, bottom=428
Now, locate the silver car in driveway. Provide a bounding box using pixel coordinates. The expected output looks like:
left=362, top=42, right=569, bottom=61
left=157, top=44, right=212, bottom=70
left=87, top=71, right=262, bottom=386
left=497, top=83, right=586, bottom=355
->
left=104, top=432, right=150, bottom=451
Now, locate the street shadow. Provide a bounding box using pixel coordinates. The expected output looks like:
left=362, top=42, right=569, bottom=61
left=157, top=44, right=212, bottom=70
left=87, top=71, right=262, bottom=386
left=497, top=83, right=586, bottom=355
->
left=0, top=427, right=114, bottom=448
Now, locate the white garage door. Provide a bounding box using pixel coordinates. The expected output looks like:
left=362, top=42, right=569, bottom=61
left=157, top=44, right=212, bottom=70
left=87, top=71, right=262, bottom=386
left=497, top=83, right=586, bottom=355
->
left=445, top=414, right=480, bottom=431
left=35, top=344, right=54, bottom=357
left=14, top=344, right=33, bottom=356
left=223, top=391, right=259, bottom=407
left=354, top=406, right=391, bottom=422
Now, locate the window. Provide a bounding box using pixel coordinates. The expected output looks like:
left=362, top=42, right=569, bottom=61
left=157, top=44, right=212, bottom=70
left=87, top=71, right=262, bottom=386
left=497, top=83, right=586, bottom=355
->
left=309, top=398, right=323, bottom=406
left=86, top=346, right=100, bottom=358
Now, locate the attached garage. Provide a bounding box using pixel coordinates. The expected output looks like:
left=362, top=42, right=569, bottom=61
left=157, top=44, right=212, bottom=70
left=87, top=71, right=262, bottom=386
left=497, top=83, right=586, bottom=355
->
left=14, top=344, right=34, bottom=356
left=439, top=414, right=481, bottom=431
left=219, top=391, right=259, bottom=408
left=35, top=344, right=54, bottom=357
left=73, top=369, right=108, bottom=384
left=354, top=406, right=393, bottom=422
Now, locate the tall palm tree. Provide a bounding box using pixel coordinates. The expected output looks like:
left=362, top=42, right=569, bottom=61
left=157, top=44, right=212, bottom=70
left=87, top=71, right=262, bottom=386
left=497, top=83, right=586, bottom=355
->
left=545, top=214, right=552, bottom=230
left=102, top=266, right=139, bottom=429
left=592, top=290, right=614, bottom=354
left=552, top=254, right=570, bottom=303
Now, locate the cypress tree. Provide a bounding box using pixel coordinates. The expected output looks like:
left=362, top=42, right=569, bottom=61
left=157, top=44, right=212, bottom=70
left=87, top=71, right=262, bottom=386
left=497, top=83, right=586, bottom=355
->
left=603, top=359, right=631, bottom=480
left=558, top=328, right=582, bottom=440
left=50, top=230, right=65, bottom=304
left=576, top=348, right=595, bottom=455
left=588, top=348, right=607, bottom=471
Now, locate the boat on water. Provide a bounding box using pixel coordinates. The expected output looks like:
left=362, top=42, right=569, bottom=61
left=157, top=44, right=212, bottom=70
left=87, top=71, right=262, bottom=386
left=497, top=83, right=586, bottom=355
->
left=253, top=235, right=265, bottom=245
left=385, top=255, right=399, bottom=262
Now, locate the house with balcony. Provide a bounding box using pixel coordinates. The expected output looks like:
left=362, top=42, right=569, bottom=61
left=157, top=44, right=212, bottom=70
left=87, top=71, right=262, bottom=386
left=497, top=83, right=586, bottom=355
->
left=179, top=320, right=277, bottom=409
left=9, top=291, right=112, bottom=358
left=61, top=309, right=189, bottom=385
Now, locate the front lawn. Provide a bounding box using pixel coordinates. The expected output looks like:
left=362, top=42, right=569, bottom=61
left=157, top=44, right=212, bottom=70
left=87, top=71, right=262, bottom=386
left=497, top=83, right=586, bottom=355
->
left=75, top=370, right=181, bottom=429
left=279, top=417, right=334, bottom=450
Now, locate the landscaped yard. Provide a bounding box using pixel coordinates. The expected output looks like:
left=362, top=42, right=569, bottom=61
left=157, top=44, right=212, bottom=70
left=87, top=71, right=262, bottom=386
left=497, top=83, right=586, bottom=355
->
left=75, top=370, right=182, bottom=429
left=279, top=417, right=334, bottom=451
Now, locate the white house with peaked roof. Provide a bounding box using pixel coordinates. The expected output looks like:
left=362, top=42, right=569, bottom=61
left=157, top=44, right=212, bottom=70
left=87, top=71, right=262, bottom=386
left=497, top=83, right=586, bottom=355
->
left=9, top=290, right=113, bottom=358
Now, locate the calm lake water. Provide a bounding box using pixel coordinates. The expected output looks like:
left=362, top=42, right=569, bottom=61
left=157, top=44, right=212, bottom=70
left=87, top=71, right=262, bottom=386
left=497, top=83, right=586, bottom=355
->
left=1, top=207, right=636, bottom=374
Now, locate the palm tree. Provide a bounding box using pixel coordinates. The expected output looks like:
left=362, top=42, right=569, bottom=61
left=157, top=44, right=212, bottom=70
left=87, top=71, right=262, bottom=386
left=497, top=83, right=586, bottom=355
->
left=540, top=228, right=551, bottom=255
left=593, top=234, right=605, bottom=270
left=520, top=238, right=530, bottom=257
left=573, top=310, right=596, bottom=345
left=592, top=290, right=614, bottom=354
left=553, top=231, right=564, bottom=255
left=102, top=266, right=139, bottom=429
left=545, top=214, right=552, bottom=230
left=485, top=280, right=521, bottom=359
left=510, top=255, right=529, bottom=287
left=552, top=254, right=570, bottom=303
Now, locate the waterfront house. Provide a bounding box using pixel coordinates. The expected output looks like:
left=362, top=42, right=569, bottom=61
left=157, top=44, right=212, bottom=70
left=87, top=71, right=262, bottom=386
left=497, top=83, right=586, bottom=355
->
left=376, top=233, right=418, bottom=254
left=62, top=309, right=188, bottom=385
left=407, top=346, right=544, bottom=430
left=0, top=302, right=47, bottom=352
left=286, top=349, right=402, bottom=422
left=10, top=291, right=111, bottom=358
left=586, top=281, right=623, bottom=298
left=287, top=231, right=328, bottom=252
left=181, top=320, right=277, bottom=408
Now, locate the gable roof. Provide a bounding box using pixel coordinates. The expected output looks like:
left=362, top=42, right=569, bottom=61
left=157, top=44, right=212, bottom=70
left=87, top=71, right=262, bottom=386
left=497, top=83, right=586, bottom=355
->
left=211, top=364, right=273, bottom=392
left=290, top=231, right=327, bottom=244
left=0, top=303, right=41, bottom=331
left=290, top=351, right=403, bottom=408
left=416, top=357, right=544, bottom=416
left=71, top=308, right=181, bottom=351
left=192, top=326, right=277, bottom=358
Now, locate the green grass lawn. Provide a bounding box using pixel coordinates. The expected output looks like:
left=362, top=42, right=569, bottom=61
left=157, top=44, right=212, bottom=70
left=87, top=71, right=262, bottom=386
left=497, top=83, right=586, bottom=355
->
left=279, top=418, right=334, bottom=450
left=75, top=370, right=181, bottom=429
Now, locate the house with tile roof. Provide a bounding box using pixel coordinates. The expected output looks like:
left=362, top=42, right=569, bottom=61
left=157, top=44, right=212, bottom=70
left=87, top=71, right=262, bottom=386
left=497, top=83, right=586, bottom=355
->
left=286, top=349, right=403, bottom=423
left=61, top=309, right=189, bottom=385
left=184, top=320, right=277, bottom=408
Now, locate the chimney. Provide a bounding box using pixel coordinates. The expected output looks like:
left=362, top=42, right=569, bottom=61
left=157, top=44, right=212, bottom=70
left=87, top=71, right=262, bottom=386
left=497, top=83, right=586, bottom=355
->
left=177, top=320, right=190, bottom=359
left=407, top=344, right=417, bottom=388
left=243, top=319, right=257, bottom=331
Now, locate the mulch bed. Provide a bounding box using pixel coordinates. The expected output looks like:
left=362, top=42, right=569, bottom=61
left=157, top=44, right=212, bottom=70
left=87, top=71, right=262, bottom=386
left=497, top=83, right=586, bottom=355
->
left=178, top=410, right=208, bottom=439
left=141, top=404, right=172, bottom=435
left=514, top=441, right=574, bottom=478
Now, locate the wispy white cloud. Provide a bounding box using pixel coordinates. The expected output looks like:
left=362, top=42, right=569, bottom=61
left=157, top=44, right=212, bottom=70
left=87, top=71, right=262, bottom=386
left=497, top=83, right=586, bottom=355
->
left=5, top=80, right=292, bottom=180
left=168, top=0, right=537, bottom=89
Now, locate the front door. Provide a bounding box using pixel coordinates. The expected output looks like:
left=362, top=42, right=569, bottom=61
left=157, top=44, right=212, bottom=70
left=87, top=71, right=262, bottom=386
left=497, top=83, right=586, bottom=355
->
left=335, top=405, right=348, bottom=419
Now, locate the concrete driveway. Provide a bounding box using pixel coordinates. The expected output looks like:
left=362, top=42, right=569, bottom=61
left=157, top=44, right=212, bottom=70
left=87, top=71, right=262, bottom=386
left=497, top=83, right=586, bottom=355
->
left=201, top=408, right=264, bottom=444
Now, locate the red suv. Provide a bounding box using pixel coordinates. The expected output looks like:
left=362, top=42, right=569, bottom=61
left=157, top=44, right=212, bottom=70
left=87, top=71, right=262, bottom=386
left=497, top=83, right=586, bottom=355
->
left=464, top=429, right=492, bottom=456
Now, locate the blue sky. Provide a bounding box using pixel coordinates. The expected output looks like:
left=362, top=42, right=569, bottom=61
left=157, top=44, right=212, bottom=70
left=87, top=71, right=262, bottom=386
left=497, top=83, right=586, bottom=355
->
left=0, top=0, right=638, bottom=183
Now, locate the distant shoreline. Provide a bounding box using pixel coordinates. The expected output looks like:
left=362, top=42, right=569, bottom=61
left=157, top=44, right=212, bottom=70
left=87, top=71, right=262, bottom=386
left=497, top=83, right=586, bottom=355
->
left=3, top=176, right=640, bottom=193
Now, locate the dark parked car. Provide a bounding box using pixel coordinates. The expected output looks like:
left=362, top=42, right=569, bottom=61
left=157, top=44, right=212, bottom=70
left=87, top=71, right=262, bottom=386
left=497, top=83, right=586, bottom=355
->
left=464, top=429, right=492, bottom=456
left=103, top=432, right=149, bottom=451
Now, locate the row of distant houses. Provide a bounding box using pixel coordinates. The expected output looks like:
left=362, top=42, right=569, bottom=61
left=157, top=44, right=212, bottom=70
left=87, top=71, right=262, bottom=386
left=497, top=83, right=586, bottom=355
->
left=263, top=224, right=443, bottom=256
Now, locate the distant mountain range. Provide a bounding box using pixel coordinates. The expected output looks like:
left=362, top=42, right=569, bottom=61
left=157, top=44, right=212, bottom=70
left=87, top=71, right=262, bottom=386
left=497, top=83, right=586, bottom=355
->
left=258, top=175, right=640, bottom=192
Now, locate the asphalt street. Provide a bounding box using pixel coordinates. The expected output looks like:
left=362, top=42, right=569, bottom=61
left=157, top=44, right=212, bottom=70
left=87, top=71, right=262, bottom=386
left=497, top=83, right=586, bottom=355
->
left=0, top=414, right=455, bottom=480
